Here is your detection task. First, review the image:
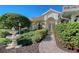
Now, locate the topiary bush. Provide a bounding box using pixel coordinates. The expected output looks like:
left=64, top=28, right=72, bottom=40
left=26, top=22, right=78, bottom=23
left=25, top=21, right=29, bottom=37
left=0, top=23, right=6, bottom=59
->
left=17, top=31, right=34, bottom=46
left=31, top=28, right=48, bottom=43
left=17, top=38, right=32, bottom=46
left=17, top=28, right=48, bottom=46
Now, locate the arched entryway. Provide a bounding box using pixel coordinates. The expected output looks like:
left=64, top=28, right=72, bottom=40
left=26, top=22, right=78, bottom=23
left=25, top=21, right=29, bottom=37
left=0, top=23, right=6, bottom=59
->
left=46, top=17, right=55, bottom=31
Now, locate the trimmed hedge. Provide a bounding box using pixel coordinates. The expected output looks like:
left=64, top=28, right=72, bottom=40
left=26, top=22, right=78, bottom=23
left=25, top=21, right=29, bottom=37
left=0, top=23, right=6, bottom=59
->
left=17, top=28, right=48, bottom=46
left=32, top=28, right=48, bottom=42
left=0, top=38, right=12, bottom=45
left=55, top=22, right=79, bottom=50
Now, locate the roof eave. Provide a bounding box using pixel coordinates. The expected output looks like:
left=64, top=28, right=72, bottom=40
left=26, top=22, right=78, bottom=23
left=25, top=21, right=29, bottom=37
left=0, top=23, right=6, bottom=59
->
left=42, top=8, right=61, bottom=16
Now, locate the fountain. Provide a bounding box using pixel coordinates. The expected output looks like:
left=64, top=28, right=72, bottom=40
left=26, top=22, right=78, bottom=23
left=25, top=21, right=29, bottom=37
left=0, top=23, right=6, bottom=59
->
left=6, top=27, right=21, bottom=49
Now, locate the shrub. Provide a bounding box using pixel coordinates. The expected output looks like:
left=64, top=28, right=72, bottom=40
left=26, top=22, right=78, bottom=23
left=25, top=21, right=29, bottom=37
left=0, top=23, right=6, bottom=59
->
left=31, top=31, right=43, bottom=43
left=0, top=38, right=12, bottom=45
left=55, top=22, right=79, bottom=49
left=0, top=29, right=11, bottom=38
left=17, top=29, right=30, bottom=34
left=17, top=38, right=32, bottom=46
left=31, top=28, right=48, bottom=43
left=17, top=28, right=48, bottom=45
left=17, top=31, right=34, bottom=46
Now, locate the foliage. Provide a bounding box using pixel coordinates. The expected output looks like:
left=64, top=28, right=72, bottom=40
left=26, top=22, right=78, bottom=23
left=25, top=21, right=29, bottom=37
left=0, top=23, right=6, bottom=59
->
left=17, top=28, right=48, bottom=46
left=55, top=22, right=79, bottom=49
left=0, top=13, right=31, bottom=29
left=17, top=29, right=30, bottom=34
left=0, top=29, right=11, bottom=38
left=32, top=28, right=48, bottom=43
left=32, top=18, right=45, bottom=29
left=0, top=38, right=12, bottom=45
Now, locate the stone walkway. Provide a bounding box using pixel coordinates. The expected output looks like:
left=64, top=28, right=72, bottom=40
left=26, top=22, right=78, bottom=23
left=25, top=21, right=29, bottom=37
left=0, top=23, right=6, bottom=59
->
left=39, top=32, right=68, bottom=53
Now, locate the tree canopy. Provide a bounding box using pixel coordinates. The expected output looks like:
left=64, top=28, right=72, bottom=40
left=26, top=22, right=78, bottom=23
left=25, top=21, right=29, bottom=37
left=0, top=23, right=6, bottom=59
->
left=0, top=13, right=31, bottom=29
left=32, top=18, right=45, bottom=29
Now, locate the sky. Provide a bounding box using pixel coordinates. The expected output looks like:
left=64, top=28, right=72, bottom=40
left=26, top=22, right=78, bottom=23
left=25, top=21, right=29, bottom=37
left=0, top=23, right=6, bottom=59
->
left=0, top=5, right=63, bottom=18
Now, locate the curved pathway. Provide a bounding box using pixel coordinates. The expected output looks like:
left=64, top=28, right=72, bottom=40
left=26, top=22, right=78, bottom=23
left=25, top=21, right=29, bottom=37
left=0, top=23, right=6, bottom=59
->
left=39, top=32, right=67, bottom=53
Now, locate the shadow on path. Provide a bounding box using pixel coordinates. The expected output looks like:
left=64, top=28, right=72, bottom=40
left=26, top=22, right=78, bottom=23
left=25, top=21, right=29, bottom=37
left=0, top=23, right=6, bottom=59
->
left=43, top=34, right=52, bottom=41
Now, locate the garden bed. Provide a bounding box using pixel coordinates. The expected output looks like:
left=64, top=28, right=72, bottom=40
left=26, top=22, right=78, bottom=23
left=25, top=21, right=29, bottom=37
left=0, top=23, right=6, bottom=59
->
left=54, top=30, right=76, bottom=53
left=17, top=28, right=48, bottom=46
left=0, top=28, right=48, bottom=53
left=54, top=22, right=79, bottom=52
left=0, top=43, right=39, bottom=53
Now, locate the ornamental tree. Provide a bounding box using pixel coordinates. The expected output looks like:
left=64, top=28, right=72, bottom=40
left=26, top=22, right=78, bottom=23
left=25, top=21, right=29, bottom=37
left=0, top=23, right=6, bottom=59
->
left=0, top=13, right=31, bottom=29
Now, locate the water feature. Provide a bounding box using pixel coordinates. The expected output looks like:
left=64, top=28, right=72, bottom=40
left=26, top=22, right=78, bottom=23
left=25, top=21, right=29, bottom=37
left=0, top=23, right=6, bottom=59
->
left=6, top=27, right=21, bottom=49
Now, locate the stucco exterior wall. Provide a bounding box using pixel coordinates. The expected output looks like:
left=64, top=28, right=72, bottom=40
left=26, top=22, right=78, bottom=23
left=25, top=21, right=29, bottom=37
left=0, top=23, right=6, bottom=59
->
left=31, top=9, right=61, bottom=30
left=43, top=12, right=59, bottom=25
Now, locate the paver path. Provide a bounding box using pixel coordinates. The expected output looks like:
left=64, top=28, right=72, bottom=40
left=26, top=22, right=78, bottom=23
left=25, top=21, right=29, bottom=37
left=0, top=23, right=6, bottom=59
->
left=39, top=32, right=67, bottom=53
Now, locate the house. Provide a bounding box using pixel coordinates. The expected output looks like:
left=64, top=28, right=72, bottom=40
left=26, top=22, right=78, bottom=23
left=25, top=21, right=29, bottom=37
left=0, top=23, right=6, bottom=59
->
left=31, top=8, right=61, bottom=30
left=31, top=6, right=79, bottom=30
left=62, top=5, right=79, bottom=22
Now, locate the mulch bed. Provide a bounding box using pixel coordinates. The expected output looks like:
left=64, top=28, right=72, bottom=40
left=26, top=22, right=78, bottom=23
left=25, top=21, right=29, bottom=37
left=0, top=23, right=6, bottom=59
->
left=0, top=43, right=39, bottom=53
